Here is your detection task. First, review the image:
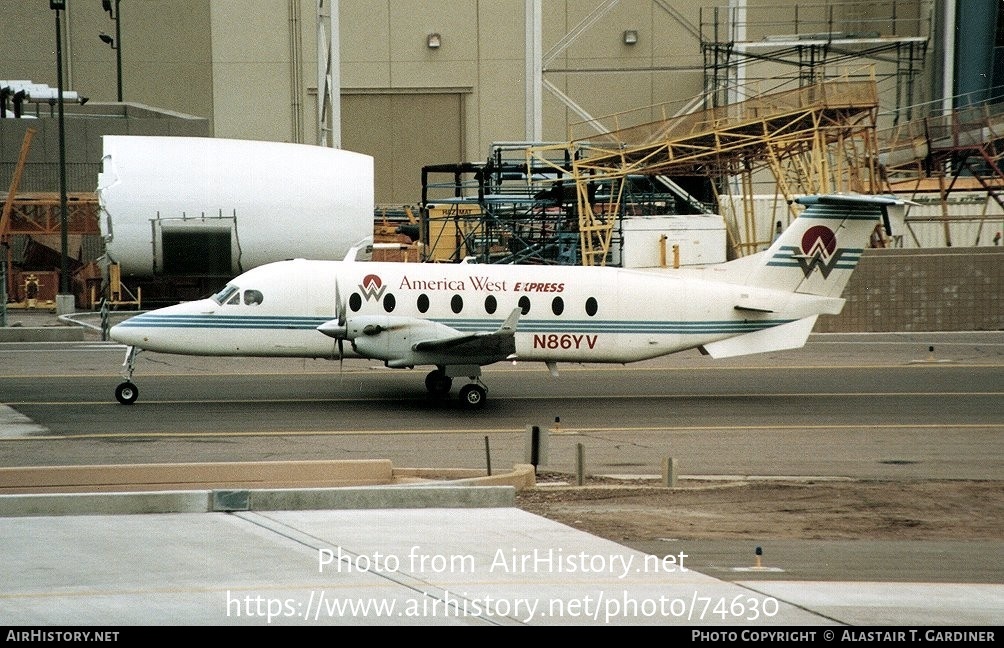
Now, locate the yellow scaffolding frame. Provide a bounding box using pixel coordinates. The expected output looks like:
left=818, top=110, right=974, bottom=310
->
left=528, top=69, right=881, bottom=263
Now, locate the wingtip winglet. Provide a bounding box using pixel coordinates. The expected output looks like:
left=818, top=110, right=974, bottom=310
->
left=500, top=307, right=521, bottom=334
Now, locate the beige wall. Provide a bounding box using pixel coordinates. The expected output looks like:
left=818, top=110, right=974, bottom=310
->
left=342, top=92, right=465, bottom=203
left=209, top=0, right=292, bottom=141
left=816, top=248, right=1003, bottom=332
left=0, top=2, right=214, bottom=122
left=3, top=1, right=936, bottom=203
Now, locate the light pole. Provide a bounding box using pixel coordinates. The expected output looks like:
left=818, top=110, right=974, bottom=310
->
left=52, top=0, right=73, bottom=314
left=100, top=0, right=122, bottom=102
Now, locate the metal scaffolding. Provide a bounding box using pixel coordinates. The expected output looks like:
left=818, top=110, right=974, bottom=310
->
left=420, top=146, right=701, bottom=266
left=530, top=72, right=882, bottom=263
left=879, top=100, right=1004, bottom=246
left=699, top=1, right=930, bottom=123
left=419, top=72, right=884, bottom=266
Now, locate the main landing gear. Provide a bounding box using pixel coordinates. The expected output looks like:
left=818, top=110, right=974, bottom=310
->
left=115, top=346, right=139, bottom=405
left=425, top=366, right=488, bottom=409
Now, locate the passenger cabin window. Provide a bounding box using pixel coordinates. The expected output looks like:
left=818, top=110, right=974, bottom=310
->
left=244, top=290, right=263, bottom=306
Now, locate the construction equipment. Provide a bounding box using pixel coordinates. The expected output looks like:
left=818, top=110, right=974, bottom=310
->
left=2, top=128, right=37, bottom=321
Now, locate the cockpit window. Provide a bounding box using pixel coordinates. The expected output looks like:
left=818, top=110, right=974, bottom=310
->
left=226, top=291, right=241, bottom=305
left=244, top=289, right=263, bottom=306
left=212, top=285, right=239, bottom=305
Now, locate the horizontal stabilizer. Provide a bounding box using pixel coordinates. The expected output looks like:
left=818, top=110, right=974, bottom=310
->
left=699, top=316, right=818, bottom=359
left=734, top=290, right=844, bottom=317
left=734, top=296, right=776, bottom=313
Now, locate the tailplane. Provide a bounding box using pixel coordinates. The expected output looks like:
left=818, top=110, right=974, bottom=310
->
left=744, top=194, right=907, bottom=298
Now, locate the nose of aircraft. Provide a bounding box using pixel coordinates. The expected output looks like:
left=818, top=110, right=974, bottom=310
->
left=108, top=298, right=218, bottom=351
left=109, top=316, right=144, bottom=346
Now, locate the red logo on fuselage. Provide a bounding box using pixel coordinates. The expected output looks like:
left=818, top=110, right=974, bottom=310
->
left=359, top=274, right=386, bottom=301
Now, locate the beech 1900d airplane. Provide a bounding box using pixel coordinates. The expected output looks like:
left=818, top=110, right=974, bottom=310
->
left=110, top=194, right=905, bottom=408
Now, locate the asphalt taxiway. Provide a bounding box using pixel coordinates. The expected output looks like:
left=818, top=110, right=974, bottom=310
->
left=0, top=314, right=1001, bottom=625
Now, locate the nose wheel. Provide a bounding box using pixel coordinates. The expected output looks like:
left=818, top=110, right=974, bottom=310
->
left=115, top=381, right=139, bottom=405
left=116, top=346, right=140, bottom=405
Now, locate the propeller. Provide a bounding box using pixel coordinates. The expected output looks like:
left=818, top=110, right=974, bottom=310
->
left=335, top=277, right=346, bottom=374
left=316, top=277, right=349, bottom=376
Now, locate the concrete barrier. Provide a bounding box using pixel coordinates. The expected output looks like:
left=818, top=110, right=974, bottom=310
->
left=0, top=460, right=396, bottom=494
left=0, top=460, right=532, bottom=516
left=0, top=326, right=84, bottom=342
left=0, top=491, right=210, bottom=517
left=246, top=485, right=515, bottom=511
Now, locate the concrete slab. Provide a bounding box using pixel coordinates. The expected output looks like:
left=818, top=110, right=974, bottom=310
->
left=745, top=581, right=1004, bottom=626
left=1, top=508, right=831, bottom=626
left=0, top=326, right=84, bottom=343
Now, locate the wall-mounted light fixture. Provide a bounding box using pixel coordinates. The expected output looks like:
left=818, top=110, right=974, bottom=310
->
left=623, top=29, right=638, bottom=45
left=100, top=0, right=123, bottom=101
left=427, top=33, right=441, bottom=49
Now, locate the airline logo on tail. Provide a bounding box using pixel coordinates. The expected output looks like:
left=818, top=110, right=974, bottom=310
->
left=769, top=225, right=862, bottom=279
left=795, top=225, right=854, bottom=278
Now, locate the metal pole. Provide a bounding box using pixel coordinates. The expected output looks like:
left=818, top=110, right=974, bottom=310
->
left=114, top=0, right=122, bottom=101
left=575, top=443, right=584, bottom=486
left=55, top=7, right=70, bottom=303
left=530, top=425, right=539, bottom=470
left=0, top=244, right=7, bottom=327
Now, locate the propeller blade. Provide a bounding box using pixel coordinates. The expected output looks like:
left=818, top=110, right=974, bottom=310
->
left=335, top=277, right=346, bottom=327
left=319, top=276, right=350, bottom=341
left=338, top=338, right=344, bottom=381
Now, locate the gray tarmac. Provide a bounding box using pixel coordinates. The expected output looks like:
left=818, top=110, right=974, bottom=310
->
left=0, top=310, right=1001, bottom=626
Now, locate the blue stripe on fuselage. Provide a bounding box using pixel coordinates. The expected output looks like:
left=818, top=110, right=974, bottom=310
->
left=116, top=313, right=794, bottom=335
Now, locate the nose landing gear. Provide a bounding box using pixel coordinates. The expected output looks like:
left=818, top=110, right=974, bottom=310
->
left=115, top=346, right=139, bottom=405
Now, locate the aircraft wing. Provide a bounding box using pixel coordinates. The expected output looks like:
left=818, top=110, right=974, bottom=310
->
left=343, top=308, right=521, bottom=369
left=413, top=308, right=520, bottom=359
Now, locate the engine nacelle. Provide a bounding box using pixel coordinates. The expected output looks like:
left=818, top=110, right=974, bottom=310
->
left=348, top=315, right=458, bottom=366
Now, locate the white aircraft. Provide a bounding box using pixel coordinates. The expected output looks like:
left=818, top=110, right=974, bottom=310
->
left=110, top=193, right=904, bottom=408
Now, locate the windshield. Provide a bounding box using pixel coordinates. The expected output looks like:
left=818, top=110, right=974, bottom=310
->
left=212, top=285, right=239, bottom=305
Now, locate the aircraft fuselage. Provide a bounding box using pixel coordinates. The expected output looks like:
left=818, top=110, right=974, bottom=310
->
left=111, top=259, right=788, bottom=364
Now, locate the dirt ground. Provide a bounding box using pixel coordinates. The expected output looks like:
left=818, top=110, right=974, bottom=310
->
left=515, top=475, right=1004, bottom=542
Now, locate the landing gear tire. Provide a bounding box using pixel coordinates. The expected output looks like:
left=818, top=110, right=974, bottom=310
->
left=459, top=383, right=487, bottom=409
left=115, top=381, right=139, bottom=405
left=425, top=369, right=453, bottom=395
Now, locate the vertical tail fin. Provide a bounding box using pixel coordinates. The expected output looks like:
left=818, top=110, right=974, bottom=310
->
left=751, top=194, right=906, bottom=298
